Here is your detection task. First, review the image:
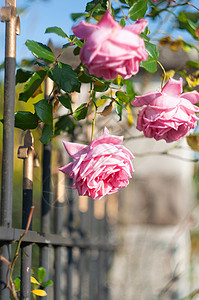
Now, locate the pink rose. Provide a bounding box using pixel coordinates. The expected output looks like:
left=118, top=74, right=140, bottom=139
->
left=132, top=77, right=199, bottom=143
left=59, top=128, right=134, bottom=200
left=72, top=11, right=148, bottom=80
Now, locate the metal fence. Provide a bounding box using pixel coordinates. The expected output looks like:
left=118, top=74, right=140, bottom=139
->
left=0, top=1, right=117, bottom=299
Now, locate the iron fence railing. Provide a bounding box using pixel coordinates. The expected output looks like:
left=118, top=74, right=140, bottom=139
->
left=0, top=0, right=117, bottom=299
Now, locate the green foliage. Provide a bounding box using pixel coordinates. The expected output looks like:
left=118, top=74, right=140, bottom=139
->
left=140, top=56, right=157, bottom=73
left=18, top=70, right=46, bottom=102
left=73, top=103, right=88, bottom=120
left=14, top=111, right=38, bottom=130
left=16, top=69, right=33, bottom=84
left=128, top=0, right=147, bottom=20
left=58, top=94, right=73, bottom=112
left=178, top=12, right=199, bottom=40
left=45, top=26, right=68, bottom=38
left=25, top=40, right=55, bottom=62
left=37, top=267, right=46, bottom=283
left=49, top=62, right=81, bottom=93
left=55, top=115, right=76, bottom=135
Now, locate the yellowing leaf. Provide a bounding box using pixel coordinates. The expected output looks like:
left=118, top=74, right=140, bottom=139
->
left=32, top=289, right=47, bottom=296
left=31, top=85, right=43, bottom=98
left=186, top=134, right=199, bottom=152
left=98, top=101, right=113, bottom=116
left=126, top=104, right=134, bottom=126
left=170, top=39, right=183, bottom=51
left=186, top=74, right=199, bottom=88
left=159, top=36, right=172, bottom=46
left=31, top=276, right=40, bottom=285
left=162, top=70, right=175, bottom=82
left=96, top=97, right=107, bottom=107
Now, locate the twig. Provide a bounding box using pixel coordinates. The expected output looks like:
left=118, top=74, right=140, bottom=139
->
left=134, top=151, right=198, bottom=162
left=179, top=289, right=199, bottom=300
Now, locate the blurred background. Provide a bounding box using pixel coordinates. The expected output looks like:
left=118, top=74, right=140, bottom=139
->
left=0, top=0, right=199, bottom=299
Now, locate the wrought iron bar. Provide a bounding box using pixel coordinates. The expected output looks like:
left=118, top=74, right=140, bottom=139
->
left=54, top=165, right=64, bottom=299
left=18, top=131, right=35, bottom=299
left=0, top=0, right=19, bottom=297
left=40, top=77, right=53, bottom=299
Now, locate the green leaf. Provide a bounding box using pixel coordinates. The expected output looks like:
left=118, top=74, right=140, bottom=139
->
left=73, top=103, right=88, bottom=120
left=128, top=0, right=147, bottom=21
left=40, top=124, right=53, bottom=144
left=25, top=40, right=55, bottom=63
left=15, top=111, right=38, bottom=130
left=115, top=100, right=123, bottom=121
left=19, top=70, right=46, bottom=102
left=140, top=55, right=157, bottom=73
left=186, top=60, right=199, bottom=69
left=55, top=115, right=76, bottom=135
left=16, top=68, right=33, bottom=84
left=34, top=99, right=52, bottom=125
left=37, top=267, right=46, bottom=283
left=78, top=72, right=92, bottom=83
left=14, top=277, right=21, bottom=291
left=58, top=94, right=73, bottom=112
left=45, top=26, right=68, bottom=39
left=178, top=12, right=199, bottom=40
left=94, top=81, right=109, bottom=92
left=145, top=41, right=159, bottom=61
left=71, top=13, right=89, bottom=21
left=49, top=63, right=80, bottom=93
left=116, top=91, right=129, bottom=103
left=41, top=280, right=53, bottom=288
left=119, top=18, right=126, bottom=27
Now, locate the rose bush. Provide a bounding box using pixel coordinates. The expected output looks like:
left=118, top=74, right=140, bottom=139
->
left=132, top=77, right=199, bottom=142
left=72, top=11, right=148, bottom=80
left=59, top=128, right=134, bottom=200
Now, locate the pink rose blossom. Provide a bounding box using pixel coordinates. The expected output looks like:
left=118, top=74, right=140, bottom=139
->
left=132, top=77, right=199, bottom=143
left=72, top=11, right=148, bottom=80
left=59, top=128, right=134, bottom=200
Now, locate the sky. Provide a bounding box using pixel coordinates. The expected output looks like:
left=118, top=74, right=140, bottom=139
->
left=0, top=0, right=198, bottom=66
left=0, top=0, right=88, bottom=64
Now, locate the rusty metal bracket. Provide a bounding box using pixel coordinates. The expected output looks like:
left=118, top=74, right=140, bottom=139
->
left=17, top=131, right=39, bottom=167
left=1, top=4, right=20, bottom=35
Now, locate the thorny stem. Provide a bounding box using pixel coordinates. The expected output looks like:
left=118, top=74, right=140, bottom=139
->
left=157, top=61, right=167, bottom=89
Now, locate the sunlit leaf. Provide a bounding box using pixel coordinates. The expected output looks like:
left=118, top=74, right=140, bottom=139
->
left=140, top=55, right=157, bottom=73
left=128, top=0, right=147, bottom=21
left=19, top=70, right=46, bottom=102
left=31, top=276, right=40, bottom=285
left=26, top=40, right=55, bottom=62
left=32, top=289, right=47, bottom=296
left=73, top=103, right=88, bottom=120
left=45, top=26, right=68, bottom=39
